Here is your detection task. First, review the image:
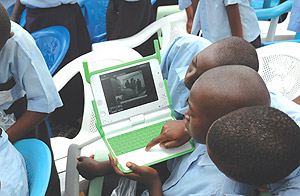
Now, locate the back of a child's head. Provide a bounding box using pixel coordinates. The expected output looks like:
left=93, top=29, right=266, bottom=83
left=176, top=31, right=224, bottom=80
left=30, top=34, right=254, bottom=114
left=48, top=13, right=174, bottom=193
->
left=213, top=36, right=259, bottom=71
left=191, top=65, right=270, bottom=120
left=0, top=3, right=11, bottom=50
left=207, top=105, right=300, bottom=186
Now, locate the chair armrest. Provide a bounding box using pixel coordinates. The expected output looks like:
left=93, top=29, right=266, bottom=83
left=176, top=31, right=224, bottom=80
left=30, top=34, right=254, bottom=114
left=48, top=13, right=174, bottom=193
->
left=255, top=0, right=293, bottom=20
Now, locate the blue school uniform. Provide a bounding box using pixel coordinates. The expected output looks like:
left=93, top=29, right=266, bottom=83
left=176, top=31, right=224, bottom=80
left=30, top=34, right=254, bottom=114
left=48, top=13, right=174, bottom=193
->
left=0, top=21, right=63, bottom=196
left=288, top=0, right=300, bottom=33
left=0, top=131, right=29, bottom=196
left=154, top=35, right=300, bottom=195
left=0, top=21, right=62, bottom=112
left=160, top=35, right=211, bottom=119
left=20, top=0, right=76, bottom=8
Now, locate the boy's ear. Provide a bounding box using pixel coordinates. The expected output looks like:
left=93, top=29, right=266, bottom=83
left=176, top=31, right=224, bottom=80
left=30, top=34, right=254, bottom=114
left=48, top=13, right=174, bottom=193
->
left=9, top=32, right=14, bottom=38
left=256, top=184, right=270, bottom=193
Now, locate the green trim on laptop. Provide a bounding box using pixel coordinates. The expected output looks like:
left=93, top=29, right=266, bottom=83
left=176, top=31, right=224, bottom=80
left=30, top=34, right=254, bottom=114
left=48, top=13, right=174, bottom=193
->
left=92, top=100, right=104, bottom=138
left=164, top=79, right=172, bottom=106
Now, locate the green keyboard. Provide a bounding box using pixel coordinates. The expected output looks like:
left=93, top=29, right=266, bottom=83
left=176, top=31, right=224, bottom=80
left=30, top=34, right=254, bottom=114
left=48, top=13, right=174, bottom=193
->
left=107, top=120, right=169, bottom=156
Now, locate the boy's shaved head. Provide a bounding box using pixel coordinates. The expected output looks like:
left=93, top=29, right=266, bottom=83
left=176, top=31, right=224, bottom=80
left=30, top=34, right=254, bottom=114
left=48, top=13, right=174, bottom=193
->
left=185, top=65, right=270, bottom=143
left=207, top=106, right=300, bottom=186
left=185, top=36, right=259, bottom=89
left=213, top=36, right=259, bottom=71
left=0, top=3, right=11, bottom=50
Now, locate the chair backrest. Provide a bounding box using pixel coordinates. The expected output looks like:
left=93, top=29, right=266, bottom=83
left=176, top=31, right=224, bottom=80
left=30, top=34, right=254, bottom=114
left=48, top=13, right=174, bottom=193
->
left=78, top=0, right=109, bottom=43
left=51, top=43, right=142, bottom=196
left=13, top=139, right=52, bottom=196
left=257, top=42, right=300, bottom=100
left=255, top=0, right=293, bottom=42
left=31, top=26, right=70, bottom=75
left=92, top=11, right=188, bottom=51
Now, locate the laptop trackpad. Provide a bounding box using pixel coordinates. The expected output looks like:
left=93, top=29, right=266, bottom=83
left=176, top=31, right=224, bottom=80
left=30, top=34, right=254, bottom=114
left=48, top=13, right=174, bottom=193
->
left=117, top=142, right=193, bottom=171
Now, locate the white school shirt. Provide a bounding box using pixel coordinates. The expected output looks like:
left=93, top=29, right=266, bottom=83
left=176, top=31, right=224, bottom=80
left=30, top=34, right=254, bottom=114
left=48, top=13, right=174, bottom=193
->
left=20, top=0, right=76, bottom=8
left=0, top=131, right=29, bottom=196
left=191, top=0, right=260, bottom=43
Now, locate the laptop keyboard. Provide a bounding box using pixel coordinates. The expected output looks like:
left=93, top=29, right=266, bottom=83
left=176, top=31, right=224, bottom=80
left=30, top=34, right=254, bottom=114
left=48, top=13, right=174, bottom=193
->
left=108, top=120, right=169, bottom=156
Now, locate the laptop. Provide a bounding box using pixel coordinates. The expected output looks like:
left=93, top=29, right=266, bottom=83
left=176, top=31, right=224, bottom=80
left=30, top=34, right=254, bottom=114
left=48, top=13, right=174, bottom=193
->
left=85, top=56, right=194, bottom=173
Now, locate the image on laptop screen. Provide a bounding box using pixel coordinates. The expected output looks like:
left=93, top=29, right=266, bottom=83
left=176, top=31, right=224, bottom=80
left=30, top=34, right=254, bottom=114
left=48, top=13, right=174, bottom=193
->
left=100, top=62, right=158, bottom=114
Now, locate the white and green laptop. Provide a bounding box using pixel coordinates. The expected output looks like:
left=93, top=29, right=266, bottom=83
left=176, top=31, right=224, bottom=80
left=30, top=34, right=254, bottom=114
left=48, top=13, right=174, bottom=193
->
left=84, top=42, right=194, bottom=173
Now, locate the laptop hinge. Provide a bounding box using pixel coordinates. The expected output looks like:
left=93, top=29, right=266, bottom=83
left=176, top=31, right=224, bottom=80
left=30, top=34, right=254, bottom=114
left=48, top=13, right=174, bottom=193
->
left=129, top=114, right=145, bottom=126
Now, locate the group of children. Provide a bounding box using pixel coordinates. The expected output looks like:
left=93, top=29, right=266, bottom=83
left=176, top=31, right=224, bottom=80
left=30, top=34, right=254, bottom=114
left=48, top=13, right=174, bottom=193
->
left=1, top=0, right=300, bottom=195
left=77, top=35, right=300, bottom=195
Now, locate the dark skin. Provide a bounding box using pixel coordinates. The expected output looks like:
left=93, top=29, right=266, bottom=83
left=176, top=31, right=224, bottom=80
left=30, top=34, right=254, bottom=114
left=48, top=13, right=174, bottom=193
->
left=0, top=32, right=49, bottom=143
left=146, top=44, right=218, bottom=150
left=11, top=0, right=26, bottom=23
left=77, top=154, right=163, bottom=196
left=226, top=4, right=243, bottom=38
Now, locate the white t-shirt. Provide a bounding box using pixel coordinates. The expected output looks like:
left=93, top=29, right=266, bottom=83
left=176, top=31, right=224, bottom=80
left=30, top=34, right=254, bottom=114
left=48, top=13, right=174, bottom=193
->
left=191, top=0, right=260, bottom=43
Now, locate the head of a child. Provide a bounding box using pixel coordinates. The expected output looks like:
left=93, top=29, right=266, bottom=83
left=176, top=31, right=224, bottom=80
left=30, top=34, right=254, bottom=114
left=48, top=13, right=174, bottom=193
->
left=0, top=3, right=11, bottom=51
left=184, top=36, right=258, bottom=90
left=207, top=105, right=300, bottom=191
left=185, top=65, right=270, bottom=144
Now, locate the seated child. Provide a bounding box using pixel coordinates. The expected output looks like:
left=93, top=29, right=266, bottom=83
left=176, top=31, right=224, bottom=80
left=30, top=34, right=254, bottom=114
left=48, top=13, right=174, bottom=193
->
left=0, top=112, right=28, bottom=195
left=147, top=35, right=259, bottom=149
left=207, top=105, right=300, bottom=195
left=0, top=3, right=63, bottom=195
left=147, top=34, right=300, bottom=150
left=77, top=65, right=270, bottom=195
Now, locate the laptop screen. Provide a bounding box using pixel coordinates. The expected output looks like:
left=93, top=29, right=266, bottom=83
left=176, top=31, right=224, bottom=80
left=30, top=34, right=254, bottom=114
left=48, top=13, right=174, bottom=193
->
left=100, top=62, right=158, bottom=114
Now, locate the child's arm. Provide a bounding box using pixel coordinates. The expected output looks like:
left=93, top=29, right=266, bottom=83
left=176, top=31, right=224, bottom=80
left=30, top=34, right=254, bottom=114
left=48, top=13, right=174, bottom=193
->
left=77, top=155, right=114, bottom=180
left=145, top=120, right=191, bottom=150
left=6, top=111, right=47, bottom=143
left=109, top=154, right=163, bottom=196
left=11, top=0, right=26, bottom=23
left=185, top=5, right=194, bottom=34
left=226, top=3, right=243, bottom=38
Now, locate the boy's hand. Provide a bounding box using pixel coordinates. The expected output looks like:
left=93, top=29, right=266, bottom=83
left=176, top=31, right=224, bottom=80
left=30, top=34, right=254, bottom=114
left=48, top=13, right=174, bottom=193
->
left=145, top=120, right=191, bottom=151
left=108, top=154, right=161, bottom=189
left=77, top=155, right=112, bottom=180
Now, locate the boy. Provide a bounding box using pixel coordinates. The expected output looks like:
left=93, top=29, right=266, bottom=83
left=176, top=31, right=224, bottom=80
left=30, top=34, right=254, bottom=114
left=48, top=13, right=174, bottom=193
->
left=0, top=3, right=63, bottom=195
left=146, top=35, right=259, bottom=149
left=207, top=105, right=300, bottom=195
left=179, top=0, right=261, bottom=48
left=77, top=65, right=270, bottom=195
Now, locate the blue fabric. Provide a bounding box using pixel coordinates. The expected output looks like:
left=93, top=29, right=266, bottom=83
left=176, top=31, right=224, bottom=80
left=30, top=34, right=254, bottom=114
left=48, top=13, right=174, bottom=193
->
left=178, top=0, right=192, bottom=10
left=288, top=0, right=300, bottom=33
left=20, top=0, right=76, bottom=8
left=160, top=35, right=211, bottom=119
left=0, top=21, right=63, bottom=113
left=158, top=36, right=300, bottom=195
left=143, top=142, right=256, bottom=196
left=0, top=131, right=29, bottom=196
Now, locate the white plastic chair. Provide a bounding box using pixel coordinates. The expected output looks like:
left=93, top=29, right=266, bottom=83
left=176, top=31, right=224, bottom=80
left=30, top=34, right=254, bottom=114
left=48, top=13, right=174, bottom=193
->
left=92, top=11, right=188, bottom=51
left=257, top=42, right=300, bottom=100
left=50, top=45, right=142, bottom=196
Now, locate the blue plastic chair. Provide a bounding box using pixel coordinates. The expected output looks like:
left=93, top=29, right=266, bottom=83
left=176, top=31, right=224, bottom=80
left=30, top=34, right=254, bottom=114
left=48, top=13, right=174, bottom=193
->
left=31, top=26, right=70, bottom=137
left=31, top=26, right=70, bottom=75
left=13, top=139, right=52, bottom=196
left=254, top=0, right=296, bottom=44
left=78, top=0, right=158, bottom=43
